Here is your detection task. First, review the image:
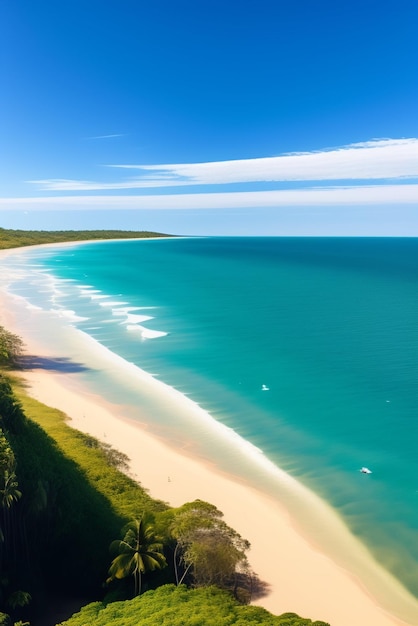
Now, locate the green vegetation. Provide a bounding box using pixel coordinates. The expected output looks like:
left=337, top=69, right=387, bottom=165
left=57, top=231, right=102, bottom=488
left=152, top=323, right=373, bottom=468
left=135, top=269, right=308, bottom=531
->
left=0, top=378, right=32, bottom=624
left=107, top=516, right=167, bottom=597
left=163, top=500, right=250, bottom=597
left=0, top=228, right=172, bottom=250
left=14, top=388, right=166, bottom=521
left=0, top=329, right=23, bottom=368
left=59, top=585, right=330, bottom=626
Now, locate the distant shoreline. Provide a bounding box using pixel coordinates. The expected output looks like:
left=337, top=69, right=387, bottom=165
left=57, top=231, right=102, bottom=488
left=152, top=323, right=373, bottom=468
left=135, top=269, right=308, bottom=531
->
left=1, top=240, right=418, bottom=626
left=0, top=228, right=175, bottom=250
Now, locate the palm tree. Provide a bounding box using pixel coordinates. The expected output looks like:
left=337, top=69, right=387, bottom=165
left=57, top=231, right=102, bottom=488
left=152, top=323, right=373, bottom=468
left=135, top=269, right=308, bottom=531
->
left=0, top=435, right=22, bottom=563
left=1, top=471, right=22, bottom=510
left=107, top=515, right=167, bottom=596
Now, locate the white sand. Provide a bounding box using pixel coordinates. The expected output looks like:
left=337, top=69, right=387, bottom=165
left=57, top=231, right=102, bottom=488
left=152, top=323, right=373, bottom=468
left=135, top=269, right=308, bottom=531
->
left=1, top=243, right=418, bottom=626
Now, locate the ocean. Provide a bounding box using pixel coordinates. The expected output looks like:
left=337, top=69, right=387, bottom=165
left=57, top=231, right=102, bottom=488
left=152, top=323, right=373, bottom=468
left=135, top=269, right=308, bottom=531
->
left=3, top=236, right=418, bottom=601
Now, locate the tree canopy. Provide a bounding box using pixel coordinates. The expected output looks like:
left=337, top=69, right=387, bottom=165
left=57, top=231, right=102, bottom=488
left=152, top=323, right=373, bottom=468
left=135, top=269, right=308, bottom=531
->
left=0, top=228, right=172, bottom=251
left=0, top=328, right=23, bottom=367
left=167, top=500, right=250, bottom=593
left=58, top=584, right=331, bottom=626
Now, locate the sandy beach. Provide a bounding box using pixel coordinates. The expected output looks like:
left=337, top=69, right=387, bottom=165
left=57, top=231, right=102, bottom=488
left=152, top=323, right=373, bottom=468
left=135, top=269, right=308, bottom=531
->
left=1, top=244, right=418, bottom=626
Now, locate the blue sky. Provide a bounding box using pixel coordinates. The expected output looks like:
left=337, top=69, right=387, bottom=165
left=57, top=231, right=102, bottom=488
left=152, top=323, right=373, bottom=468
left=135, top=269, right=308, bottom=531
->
left=1, top=0, right=418, bottom=235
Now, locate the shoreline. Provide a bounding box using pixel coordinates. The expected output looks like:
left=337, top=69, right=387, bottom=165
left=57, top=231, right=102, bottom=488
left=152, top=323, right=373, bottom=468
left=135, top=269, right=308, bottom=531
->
left=1, top=243, right=418, bottom=626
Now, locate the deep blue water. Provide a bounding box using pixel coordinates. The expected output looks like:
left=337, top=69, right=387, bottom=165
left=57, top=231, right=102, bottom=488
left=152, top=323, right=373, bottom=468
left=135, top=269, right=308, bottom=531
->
left=5, top=236, right=418, bottom=597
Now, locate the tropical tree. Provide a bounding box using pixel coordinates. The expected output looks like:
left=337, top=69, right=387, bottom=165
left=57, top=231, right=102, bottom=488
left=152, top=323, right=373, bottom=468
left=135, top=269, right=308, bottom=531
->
left=182, top=525, right=250, bottom=591
left=6, top=590, right=31, bottom=611
left=0, top=432, right=22, bottom=546
left=0, top=431, right=29, bottom=619
left=0, top=328, right=23, bottom=367
left=170, top=500, right=223, bottom=585
left=107, top=515, right=167, bottom=596
left=1, top=471, right=21, bottom=511
left=169, top=500, right=251, bottom=595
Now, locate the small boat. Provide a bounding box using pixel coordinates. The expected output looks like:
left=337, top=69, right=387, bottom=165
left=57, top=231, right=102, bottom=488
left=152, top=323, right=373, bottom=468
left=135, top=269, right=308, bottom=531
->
left=360, top=467, right=372, bottom=474
left=261, top=384, right=270, bottom=391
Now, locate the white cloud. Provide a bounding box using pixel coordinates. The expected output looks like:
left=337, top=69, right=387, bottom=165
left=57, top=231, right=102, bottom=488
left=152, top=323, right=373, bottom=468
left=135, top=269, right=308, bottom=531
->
left=28, top=138, right=418, bottom=191
left=2, top=184, right=418, bottom=211
left=119, top=138, right=418, bottom=184
left=27, top=177, right=188, bottom=191
left=86, top=133, right=126, bottom=139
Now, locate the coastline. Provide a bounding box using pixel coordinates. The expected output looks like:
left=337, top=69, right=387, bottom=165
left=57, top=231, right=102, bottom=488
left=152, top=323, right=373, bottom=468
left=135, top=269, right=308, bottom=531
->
left=1, top=244, right=418, bottom=626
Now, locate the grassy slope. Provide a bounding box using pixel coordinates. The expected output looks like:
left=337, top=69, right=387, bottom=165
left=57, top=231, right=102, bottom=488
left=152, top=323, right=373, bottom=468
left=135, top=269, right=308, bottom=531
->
left=13, top=381, right=168, bottom=520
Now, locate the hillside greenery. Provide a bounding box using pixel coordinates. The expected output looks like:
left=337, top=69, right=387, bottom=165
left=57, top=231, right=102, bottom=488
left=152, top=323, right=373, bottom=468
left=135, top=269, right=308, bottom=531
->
left=59, top=585, right=330, bottom=626
left=0, top=228, right=172, bottom=250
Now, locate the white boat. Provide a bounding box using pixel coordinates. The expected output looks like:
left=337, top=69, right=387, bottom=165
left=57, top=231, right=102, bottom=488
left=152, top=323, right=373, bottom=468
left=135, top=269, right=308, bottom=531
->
left=360, top=467, right=372, bottom=474
left=261, top=384, right=270, bottom=391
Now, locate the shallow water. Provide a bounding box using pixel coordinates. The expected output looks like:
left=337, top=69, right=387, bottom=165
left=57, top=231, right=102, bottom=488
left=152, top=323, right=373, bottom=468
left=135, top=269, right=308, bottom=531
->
left=3, top=236, right=418, bottom=601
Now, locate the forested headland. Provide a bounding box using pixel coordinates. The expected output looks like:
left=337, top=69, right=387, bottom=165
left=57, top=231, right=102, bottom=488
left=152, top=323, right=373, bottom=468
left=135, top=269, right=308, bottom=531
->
left=0, top=228, right=172, bottom=250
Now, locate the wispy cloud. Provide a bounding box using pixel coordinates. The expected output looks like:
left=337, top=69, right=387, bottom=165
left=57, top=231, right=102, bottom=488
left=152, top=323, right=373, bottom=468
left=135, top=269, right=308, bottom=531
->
left=114, top=138, right=418, bottom=184
left=86, top=133, right=126, bottom=140
left=26, top=176, right=186, bottom=191
left=27, top=138, right=418, bottom=191
left=3, top=184, right=418, bottom=211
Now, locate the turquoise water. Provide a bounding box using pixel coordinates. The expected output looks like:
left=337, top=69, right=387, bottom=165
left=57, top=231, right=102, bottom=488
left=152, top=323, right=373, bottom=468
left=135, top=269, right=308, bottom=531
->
left=4, top=237, right=418, bottom=598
